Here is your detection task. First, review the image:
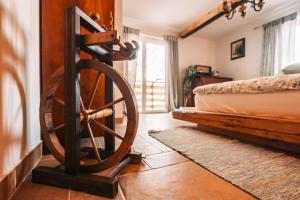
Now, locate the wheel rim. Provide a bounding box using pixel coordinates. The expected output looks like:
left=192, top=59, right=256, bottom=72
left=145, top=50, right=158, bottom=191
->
left=40, top=59, right=139, bottom=172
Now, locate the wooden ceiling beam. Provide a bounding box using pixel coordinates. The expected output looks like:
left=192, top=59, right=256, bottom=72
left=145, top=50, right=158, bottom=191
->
left=179, top=0, right=244, bottom=38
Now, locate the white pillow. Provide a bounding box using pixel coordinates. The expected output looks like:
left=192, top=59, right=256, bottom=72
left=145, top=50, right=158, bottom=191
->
left=282, top=62, right=300, bottom=74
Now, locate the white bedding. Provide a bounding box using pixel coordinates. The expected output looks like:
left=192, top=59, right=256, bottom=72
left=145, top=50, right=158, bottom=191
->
left=194, top=91, right=300, bottom=120
left=193, top=74, right=300, bottom=95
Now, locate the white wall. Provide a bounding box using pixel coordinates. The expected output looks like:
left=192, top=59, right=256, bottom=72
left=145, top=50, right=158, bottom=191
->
left=178, top=36, right=215, bottom=104
left=214, top=26, right=263, bottom=80
left=214, top=2, right=300, bottom=80
left=114, top=0, right=123, bottom=119
left=0, top=0, right=41, bottom=180
left=178, top=36, right=216, bottom=73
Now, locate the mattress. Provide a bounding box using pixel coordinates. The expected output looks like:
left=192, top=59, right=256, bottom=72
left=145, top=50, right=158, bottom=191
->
left=194, top=91, right=300, bottom=120
left=193, top=74, right=300, bottom=120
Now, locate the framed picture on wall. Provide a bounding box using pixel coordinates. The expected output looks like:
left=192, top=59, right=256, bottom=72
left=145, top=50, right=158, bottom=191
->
left=231, top=38, right=245, bottom=60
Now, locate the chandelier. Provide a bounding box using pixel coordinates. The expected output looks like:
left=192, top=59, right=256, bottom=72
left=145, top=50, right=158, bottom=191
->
left=222, top=0, right=265, bottom=20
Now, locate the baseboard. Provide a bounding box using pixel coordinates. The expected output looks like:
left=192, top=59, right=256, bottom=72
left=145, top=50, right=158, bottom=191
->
left=115, top=117, right=123, bottom=124
left=0, top=143, right=42, bottom=200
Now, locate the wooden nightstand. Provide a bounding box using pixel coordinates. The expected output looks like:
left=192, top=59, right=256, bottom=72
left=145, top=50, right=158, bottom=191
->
left=186, top=76, right=233, bottom=107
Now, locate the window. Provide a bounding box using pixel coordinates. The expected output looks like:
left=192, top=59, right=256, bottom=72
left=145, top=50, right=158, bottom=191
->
left=295, top=13, right=300, bottom=62
left=134, top=36, right=167, bottom=113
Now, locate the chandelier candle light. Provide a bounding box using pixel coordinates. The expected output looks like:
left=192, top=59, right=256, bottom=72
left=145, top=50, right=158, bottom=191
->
left=223, top=0, right=265, bottom=20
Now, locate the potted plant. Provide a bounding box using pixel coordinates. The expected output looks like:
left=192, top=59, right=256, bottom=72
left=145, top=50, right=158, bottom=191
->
left=183, top=65, right=213, bottom=106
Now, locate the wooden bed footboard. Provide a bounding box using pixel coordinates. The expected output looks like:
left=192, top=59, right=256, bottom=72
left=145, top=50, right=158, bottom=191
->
left=172, top=110, right=300, bottom=154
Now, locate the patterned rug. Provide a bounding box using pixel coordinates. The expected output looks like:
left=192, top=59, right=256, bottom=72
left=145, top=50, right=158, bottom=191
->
left=149, top=127, right=300, bottom=200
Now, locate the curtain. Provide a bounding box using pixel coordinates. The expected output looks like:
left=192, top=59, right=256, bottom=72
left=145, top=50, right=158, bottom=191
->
left=123, top=26, right=140, bottom=87
left=164, top=35, right=180, bottom=111
left=295, top=12, right=300, bottom=62
left=261, top=13, right=297, bottom=76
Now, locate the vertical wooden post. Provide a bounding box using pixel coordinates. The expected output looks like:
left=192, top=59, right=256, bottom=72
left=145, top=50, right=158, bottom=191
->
left=64, top=7, right=81, bottom=175
left=104, top=50, right=115, bottom=154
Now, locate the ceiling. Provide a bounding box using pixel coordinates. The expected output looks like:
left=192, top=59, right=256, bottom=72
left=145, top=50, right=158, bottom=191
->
left=123, top=0, right=299, bottom=39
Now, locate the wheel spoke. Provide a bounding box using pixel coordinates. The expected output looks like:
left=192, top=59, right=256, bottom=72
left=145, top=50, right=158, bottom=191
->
left=80, top=97, right=85, bottom=110
left=53, top=96, right=65, bottom=106
left=91, top=119, right=124, bottom=140
left=50, top=122, right=65, bottom=132
left=86, top=121, right=102, bottom=163
left=87, top=71, right=102, bottom=109
left=50, top=112, right=86, bottom=133
left=88, top=97, right=124, bottom=115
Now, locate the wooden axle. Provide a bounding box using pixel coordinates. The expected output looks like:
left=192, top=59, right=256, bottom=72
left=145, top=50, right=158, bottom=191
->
left=87, top=109, right=113, bottom=121
left=80, top=108, right=112, bottom=121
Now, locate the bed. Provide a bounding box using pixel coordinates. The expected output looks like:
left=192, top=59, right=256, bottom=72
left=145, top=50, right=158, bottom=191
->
left=173, top=74, right=300, bottom=153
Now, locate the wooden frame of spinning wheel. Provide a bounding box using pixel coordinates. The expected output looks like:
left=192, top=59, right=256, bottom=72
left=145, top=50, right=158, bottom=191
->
left=32, top=7, right=141, bottom=198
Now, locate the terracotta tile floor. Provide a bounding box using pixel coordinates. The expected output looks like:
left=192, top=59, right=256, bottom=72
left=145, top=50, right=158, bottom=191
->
left=12, top=113, right=255, bottom=200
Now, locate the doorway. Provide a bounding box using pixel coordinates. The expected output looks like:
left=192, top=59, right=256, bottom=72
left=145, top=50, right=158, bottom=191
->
left=134, top=36, right=167, bottom=113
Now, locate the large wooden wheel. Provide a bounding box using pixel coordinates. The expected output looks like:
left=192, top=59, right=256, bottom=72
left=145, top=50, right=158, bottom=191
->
left=40, top=59, right=138, bottom=172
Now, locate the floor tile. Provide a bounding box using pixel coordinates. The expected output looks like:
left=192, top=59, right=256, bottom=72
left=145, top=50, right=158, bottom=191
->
left=40, top=154, right=55, bottom=160
left=13, top=113, right=253, bottom=200
left=139, top=134, right=173, bottom=152
left=133, top=145, right=162, bottom=156
left=119, top=162, right=255, bottom=200
left=12, top=176, right=69, bottom=200
left=152, top=142, right=173, bottom=152
left=132, top=136, right=152, bottom=148
left=119, top=160, right=151, bottom=176
left=70, top=186, right=125, bottom=200
left=143, top=151, right=189, bottom=169
left=0, top=170, right=16, bottom=200
left=13, top=176, right=125, bottom=200
left=37, top=155, right=61, bottom=168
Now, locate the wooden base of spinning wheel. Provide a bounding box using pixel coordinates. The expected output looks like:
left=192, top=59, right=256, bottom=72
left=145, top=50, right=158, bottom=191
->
left=32, top=152, right=141, bottom=198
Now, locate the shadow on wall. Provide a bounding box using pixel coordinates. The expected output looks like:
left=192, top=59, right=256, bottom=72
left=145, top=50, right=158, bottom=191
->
left=0, top=3, right=28, bottom=179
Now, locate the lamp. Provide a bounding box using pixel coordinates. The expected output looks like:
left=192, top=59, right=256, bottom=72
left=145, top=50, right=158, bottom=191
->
left=222, top=0, right=265, bottom=20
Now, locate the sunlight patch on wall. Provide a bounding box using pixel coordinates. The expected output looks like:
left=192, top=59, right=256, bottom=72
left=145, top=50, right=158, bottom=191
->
left=0, top=71, right=24, bottom=178
left=0, top=0, right=40, bottom=180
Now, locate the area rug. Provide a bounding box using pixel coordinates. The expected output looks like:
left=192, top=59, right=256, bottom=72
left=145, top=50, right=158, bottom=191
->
left=149, top=127, right=300, bottom=200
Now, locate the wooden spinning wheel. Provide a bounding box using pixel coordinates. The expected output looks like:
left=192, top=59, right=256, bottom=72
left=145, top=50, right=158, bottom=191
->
left=33, top=7, right=141, bottom=198
left=40, top=59, right=138, bottom=172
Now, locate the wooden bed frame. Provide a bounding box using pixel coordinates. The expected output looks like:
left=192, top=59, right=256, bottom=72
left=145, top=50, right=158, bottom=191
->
left=173, top=109, right=300, bottom=154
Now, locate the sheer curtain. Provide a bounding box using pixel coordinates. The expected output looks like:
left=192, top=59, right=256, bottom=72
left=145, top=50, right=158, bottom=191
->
left=123, top=26, right=140, bottom=87
left=261, top=13, right=297, bottom=76
left=295, top=13, right=300, bottom=62
left=164, top=35, right=179, bottom=111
